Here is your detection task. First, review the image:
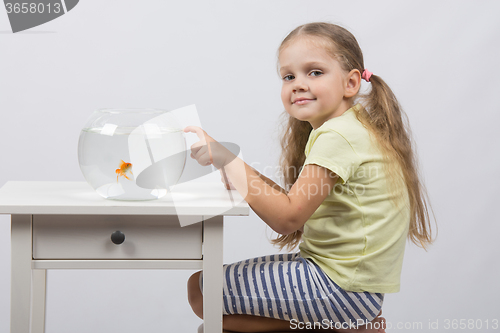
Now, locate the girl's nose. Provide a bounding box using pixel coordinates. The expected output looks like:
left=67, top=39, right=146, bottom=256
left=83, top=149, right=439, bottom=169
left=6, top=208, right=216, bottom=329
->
left=292, top=77, right=308, bottom=93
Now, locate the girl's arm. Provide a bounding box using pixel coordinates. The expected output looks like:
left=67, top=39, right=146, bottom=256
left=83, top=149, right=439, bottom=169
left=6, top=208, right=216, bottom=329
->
left=185, top=127, right=337, bottom=235
left=224, top=158, right=337, bottom=235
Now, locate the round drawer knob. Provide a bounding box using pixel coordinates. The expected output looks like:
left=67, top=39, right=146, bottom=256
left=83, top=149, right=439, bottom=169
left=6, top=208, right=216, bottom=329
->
left=111, top=230, right=125, bottom=245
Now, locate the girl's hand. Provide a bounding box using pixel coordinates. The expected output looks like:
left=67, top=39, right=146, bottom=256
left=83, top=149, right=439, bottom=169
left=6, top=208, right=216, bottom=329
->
left=183, top=126, right=235, bottom=170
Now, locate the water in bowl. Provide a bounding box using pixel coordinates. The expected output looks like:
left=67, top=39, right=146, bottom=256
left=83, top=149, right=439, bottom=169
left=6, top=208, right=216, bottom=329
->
left=78, top=125, right=186, bottom=200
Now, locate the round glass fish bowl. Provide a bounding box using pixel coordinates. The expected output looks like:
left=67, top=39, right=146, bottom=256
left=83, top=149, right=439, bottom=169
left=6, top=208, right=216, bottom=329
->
left=78, top=109, right=186, bottom=200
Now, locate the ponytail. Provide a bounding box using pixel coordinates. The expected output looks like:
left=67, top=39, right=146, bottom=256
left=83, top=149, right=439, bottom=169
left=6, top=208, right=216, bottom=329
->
left=360, top=74, right=435, bottom=249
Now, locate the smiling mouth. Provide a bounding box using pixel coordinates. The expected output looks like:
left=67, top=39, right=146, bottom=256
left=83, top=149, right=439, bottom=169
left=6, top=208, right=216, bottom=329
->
left=293, top=99, right=315, bottom=105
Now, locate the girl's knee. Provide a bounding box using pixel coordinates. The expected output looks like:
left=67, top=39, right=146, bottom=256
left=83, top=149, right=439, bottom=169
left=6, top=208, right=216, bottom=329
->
left=187, top=271, right=202, bottom=298
left=187, top=271, right=203, bottom=318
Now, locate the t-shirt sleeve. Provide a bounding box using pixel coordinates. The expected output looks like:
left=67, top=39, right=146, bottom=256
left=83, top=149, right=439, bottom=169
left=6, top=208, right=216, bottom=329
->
left=303, top=129, right=361, bottom=184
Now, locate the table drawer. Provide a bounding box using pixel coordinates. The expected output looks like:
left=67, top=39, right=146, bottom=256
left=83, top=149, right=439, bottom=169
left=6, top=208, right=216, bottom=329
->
left=33, top=215, right=203, bottom=259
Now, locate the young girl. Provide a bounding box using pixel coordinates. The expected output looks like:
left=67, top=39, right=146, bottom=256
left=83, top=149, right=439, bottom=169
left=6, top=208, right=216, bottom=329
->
left=185, top=22, right=433, bottom=332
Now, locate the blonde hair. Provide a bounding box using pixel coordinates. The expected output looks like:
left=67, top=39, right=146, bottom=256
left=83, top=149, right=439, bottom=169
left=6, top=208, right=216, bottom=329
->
left=272, top=22, right=435, bottom=251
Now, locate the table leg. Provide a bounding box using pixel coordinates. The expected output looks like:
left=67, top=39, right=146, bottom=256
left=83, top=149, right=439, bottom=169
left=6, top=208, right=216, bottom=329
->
left=31, top=269, right=46, bottom=333
left=11, top=215, right=32, bottom=333
left=202, top=216, right=223, bottom=333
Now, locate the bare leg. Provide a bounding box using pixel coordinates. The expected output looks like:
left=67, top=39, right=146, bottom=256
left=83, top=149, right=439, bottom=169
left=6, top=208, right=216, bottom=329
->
left=187, top=271, right=204, bottom=319
left=224, top=314, right=305, bottom=332
left=222, top=312, right=385, bottom=333
left=222, top=314, right=386, bottom=333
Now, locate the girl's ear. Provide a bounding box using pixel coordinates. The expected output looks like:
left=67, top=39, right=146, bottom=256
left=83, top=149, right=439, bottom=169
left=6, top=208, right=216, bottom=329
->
left=344, top=69, right=361, bottom=98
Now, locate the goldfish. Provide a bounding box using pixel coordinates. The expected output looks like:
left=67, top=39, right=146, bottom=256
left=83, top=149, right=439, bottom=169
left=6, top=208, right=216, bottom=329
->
left=116, top=160, right=133, bottom=182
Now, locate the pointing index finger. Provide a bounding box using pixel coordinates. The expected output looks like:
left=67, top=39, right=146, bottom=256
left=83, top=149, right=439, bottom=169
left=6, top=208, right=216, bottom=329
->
left=183, top=126, right=206, bottom=140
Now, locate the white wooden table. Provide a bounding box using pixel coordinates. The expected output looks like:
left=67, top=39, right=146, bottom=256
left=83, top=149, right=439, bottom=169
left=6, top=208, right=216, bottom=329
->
left=0, top=181, right=249, bottom=333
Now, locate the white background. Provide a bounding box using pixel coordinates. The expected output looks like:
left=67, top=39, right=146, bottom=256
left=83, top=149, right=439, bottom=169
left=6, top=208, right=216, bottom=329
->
left=1, top=0, right=500, bottom=332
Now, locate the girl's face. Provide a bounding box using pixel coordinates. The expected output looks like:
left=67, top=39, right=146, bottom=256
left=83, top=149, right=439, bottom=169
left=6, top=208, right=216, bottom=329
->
left=279, top=36, right=354, bottom=129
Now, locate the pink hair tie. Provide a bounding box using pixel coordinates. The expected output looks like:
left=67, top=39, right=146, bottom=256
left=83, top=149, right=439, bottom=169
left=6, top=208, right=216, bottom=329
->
left=362, top=69, right=373, bottom=82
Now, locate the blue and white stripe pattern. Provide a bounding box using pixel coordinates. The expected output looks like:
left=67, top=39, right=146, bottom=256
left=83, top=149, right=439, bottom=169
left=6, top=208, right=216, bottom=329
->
left=200, top=252, right=383, bottom=323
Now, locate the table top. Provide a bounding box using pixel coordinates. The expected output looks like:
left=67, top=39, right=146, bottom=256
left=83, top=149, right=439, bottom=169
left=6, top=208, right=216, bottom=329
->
left=0, top=181, right=249, bottom=218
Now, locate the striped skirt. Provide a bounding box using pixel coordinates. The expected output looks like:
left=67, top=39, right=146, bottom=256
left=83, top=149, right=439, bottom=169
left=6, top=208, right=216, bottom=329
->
left=199, top=252, right=383, bottom=324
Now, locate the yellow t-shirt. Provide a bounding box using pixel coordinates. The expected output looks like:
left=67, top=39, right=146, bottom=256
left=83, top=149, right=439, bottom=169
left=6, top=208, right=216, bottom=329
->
left=299, top=104, right=410, bottom=293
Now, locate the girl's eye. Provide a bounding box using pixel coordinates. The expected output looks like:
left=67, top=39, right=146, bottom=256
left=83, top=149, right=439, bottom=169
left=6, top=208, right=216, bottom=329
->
left=282, top=74, right=294, bottom=81
left=310, top=70, right=323, bottom=77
